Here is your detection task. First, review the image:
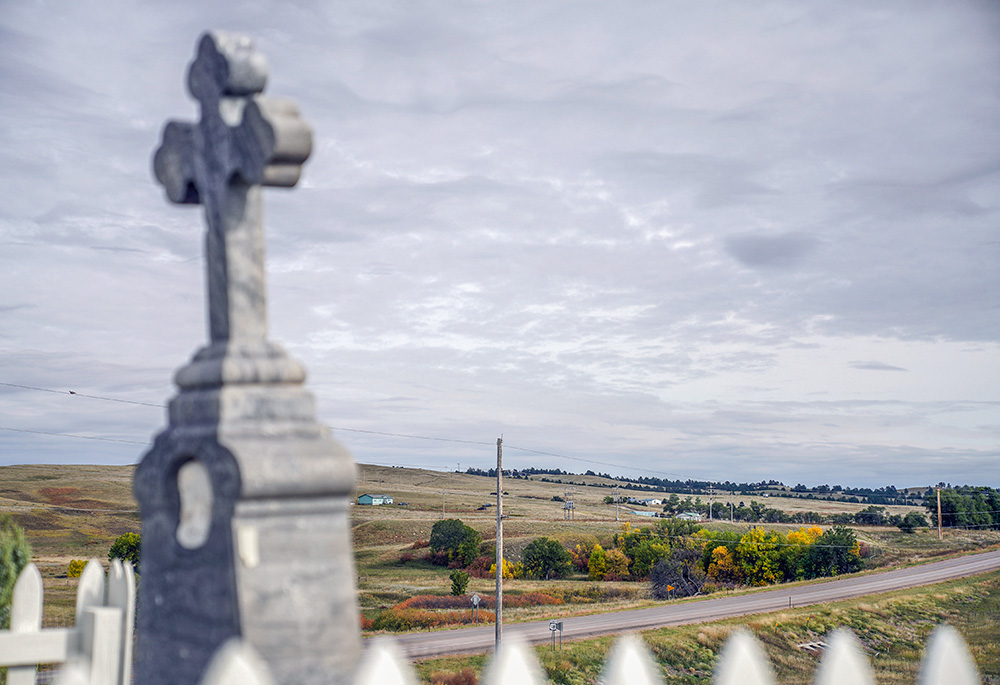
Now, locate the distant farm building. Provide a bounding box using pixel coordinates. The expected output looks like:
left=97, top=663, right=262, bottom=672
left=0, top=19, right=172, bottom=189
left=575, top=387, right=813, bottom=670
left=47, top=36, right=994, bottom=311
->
left=358, top=493, right=393, bottom=506
left=676, top=511, right=703, bottom=521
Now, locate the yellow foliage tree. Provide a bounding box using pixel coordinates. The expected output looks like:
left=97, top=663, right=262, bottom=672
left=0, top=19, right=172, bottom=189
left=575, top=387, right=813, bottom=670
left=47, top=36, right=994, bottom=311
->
left=736, top=528, right=780, bottom=586
left=604, top=548, right=630, bottom=580
left=706, top=546, right=742, bottom=584
left=67, top=559, right=87, bottom=578
left=587, top=544, right=607, bottom=580
left=489, top=558, right=519, bottom=579
left=570, top=537, right=598, bottom=572
left=787, top=526, right=822, bottom=546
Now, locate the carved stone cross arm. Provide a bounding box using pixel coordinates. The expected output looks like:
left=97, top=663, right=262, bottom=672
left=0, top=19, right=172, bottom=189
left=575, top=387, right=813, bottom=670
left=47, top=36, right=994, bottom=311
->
left=153, top=32, right=312, bottom=344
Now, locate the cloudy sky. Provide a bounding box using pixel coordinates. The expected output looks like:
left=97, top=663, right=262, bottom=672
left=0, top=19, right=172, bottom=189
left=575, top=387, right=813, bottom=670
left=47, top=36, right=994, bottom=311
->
left=1, top=1, right=998, bottom=489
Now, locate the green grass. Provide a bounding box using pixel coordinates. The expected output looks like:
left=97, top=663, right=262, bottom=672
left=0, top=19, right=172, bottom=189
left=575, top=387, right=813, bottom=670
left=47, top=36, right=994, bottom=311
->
left=416, top=571, right=1000, bottom=685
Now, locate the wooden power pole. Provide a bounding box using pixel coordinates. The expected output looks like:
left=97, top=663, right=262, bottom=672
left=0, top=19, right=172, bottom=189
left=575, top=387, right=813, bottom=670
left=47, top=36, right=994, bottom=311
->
left=495, top=437, right=503, bottom=652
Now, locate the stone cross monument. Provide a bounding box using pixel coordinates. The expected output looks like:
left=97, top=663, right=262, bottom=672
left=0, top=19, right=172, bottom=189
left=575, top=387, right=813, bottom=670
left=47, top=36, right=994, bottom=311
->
left=135, top=32, right=360, bottom=685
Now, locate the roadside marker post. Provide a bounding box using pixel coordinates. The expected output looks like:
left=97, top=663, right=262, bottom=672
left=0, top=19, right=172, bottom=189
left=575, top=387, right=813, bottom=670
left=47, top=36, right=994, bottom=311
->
left=549, top=620, right=563, bottom=651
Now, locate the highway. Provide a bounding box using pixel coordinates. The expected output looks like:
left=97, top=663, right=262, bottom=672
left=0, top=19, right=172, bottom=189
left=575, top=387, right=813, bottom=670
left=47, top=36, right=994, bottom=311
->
left=388, top=549, right=1000, bottom=659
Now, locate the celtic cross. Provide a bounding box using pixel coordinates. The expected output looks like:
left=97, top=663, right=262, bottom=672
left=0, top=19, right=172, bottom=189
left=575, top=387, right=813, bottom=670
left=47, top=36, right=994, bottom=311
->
left=153, top=32, right=311, bottom=344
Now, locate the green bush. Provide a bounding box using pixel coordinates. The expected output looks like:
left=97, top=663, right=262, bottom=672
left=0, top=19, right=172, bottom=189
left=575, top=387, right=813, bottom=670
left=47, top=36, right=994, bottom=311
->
left=429, top=519, right=480, bottom=566
left=108, top=532, right=141, bottom=572
left=1, top=514, right=32, bottom=630
left=804, top=526, right=863, bottom=578
left=521, top=537, right=572, bottom=579
left=898, top=511, right=929, bottom=533
left=450, top=569, right=470, bottom=596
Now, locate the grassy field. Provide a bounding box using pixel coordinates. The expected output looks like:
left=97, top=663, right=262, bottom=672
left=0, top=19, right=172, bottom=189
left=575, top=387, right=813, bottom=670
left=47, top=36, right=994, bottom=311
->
left=416, top=571, right=1000, bottom=685
left=2, top=463, right=999, bottom=634
left=0, top=464, right=141, bottom=626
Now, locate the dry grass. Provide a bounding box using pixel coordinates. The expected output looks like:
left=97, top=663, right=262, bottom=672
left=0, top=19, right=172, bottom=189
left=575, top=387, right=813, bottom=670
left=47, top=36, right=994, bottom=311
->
left=4, top=463, right=997, bottom=633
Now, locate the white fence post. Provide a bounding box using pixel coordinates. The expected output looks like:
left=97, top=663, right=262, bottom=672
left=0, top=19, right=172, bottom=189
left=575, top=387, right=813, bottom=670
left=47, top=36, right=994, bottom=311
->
left=481, top=636, right=545, bottom=685
left=0, top=558, right=136, bottom=685
left=354, top=639, right=416, bottom=685
left=79, top=607, right=122, bottom=685
left=813, top=629, right=876, bottom=685
left=7, top=563, right=44, bottom=685
left=199, top=639, right=275, bottom=685
left=713, top=630, right=775, bottom=685
left=105, top=560, right=135, bottom=685
left=600, top=635, right=661, bottom=685
left=918, top=624, right=981, bottom=685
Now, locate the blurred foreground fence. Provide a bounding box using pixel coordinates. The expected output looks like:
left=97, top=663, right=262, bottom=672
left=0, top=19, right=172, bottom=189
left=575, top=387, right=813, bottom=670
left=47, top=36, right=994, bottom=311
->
left=198, top=625, right=981, bottom=685
left=0, top=560, right=134, bottom=685
left=0, top=559, right=985, bottom=685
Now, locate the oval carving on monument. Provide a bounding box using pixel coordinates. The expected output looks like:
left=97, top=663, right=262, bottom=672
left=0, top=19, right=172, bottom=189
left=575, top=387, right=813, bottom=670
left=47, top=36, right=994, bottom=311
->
left=176, top=459, right=213, bottom=549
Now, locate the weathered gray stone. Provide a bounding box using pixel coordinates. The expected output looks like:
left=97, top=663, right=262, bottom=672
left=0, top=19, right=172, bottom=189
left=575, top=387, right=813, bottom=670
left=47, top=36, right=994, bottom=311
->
left=136, top=31, right=360, bottom=685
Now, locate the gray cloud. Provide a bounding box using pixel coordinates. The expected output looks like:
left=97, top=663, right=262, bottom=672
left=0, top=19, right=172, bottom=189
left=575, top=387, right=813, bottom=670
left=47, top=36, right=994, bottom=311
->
left=1, top=0, right=998, bottom=487
left=850, top=361, right=908, bottom=372
left=725, top=232, right=821, bottom=269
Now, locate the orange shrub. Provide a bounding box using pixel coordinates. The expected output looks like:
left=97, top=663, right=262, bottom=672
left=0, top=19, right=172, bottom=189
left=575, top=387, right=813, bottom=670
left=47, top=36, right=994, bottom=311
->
left=430, top=668, right=477, bottom=685
left=371, top=607, right=496, bottom=631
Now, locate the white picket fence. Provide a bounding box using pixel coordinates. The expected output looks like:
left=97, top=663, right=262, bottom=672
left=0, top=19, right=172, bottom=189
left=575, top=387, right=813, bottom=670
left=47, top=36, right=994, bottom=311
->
left=195, top=625, right=982, bottom=685
left=0, top=559, right=134, bottom=685
left=0, top=560, right=984, bottom=685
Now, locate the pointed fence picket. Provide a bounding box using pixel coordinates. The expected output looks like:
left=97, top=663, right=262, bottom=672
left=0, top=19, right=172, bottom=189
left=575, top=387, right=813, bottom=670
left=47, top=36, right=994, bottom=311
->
left=1, top=558, right=982, bottom=685
left=193, top=624, right=982, bottom=685
left=0, top=559, right=134, bottom=685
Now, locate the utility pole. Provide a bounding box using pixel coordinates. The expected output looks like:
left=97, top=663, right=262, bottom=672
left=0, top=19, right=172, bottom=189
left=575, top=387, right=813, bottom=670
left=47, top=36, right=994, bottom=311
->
left=937, top=486, right=943, bottom=541
left=495, top=437, right=503, bottom=652
left=708, top=486, right=714, bottom=521
left=615, top=486, right=620, bottom=522
left=730, top=490, right=734, bottom=523
left=441, top=490, right=445, bottom=518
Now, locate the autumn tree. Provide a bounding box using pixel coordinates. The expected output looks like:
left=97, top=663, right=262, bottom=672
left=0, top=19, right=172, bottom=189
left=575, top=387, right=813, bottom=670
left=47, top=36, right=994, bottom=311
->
left=604, top=548, right=631, bottom=580
left=706, top=546, right=742, bottom=584
left=569, top=536, right=598, bottom=572
left=736, top=528, right=780, bottom=585
left=587, top=544, right=607, bottom=580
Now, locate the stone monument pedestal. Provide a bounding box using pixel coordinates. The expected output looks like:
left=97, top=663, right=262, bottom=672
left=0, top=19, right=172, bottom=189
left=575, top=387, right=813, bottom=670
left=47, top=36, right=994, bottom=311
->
left=135, top=33, right=361, bottom=685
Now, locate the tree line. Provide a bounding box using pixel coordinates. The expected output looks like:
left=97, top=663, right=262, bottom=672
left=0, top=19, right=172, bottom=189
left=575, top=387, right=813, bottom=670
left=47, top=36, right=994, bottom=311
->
left=925, top=487, right=1000, bottom=530
left=463, top=468, right=927, bottom=505
left=421, top=517, right=866, bottom=599
left=607, top=496, right=930, bottom=532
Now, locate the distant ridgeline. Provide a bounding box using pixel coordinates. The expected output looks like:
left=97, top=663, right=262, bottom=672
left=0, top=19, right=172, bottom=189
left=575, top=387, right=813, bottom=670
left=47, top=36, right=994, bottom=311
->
left=463, top=467, right=976, bottom=507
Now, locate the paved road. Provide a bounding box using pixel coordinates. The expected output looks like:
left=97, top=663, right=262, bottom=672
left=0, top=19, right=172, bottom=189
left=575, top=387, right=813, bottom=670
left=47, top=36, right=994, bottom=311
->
left=388, top=549, right=1000, bottom=659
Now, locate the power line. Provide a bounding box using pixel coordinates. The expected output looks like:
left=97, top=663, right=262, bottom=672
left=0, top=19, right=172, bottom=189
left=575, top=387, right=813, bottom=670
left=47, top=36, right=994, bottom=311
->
left=0, top=382, right=164, bottom=408
left=328, top=425, right=493, bottom=447
left=504, top=443, right=693, bottom=480
left=5, top=380, right=700, bottom=479
left=0, top=426, right=147, bottom=445
left=3, top=381, right=995, bottom=502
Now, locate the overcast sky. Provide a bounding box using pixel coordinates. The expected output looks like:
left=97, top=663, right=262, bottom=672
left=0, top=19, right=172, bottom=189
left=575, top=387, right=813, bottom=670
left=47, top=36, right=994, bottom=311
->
left=1, top=1, right=998, bottom=489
